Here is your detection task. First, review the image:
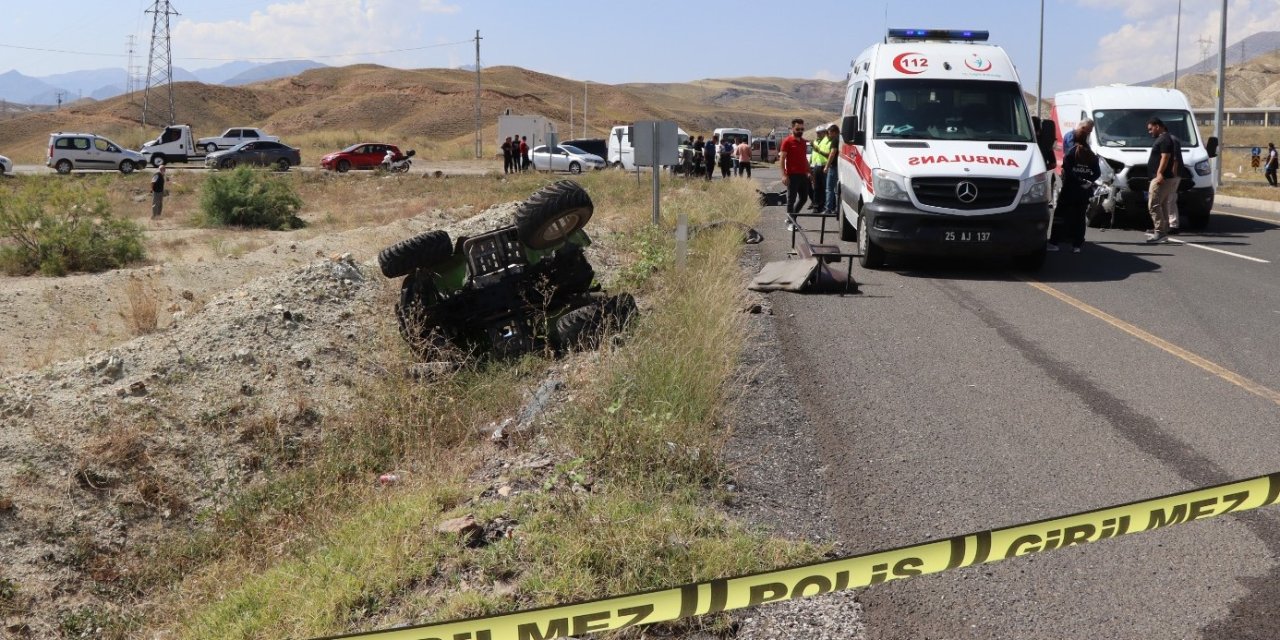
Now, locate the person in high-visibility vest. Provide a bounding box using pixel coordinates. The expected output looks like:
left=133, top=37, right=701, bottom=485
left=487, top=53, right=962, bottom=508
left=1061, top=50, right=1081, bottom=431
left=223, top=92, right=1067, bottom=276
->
left=808, top=128, right=832, bottom=212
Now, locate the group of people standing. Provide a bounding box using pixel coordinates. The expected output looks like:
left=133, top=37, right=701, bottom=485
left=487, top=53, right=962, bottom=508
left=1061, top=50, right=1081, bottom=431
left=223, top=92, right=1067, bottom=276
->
left=1049, top=116, right=1185, bottom=251
left=779, top=118, right=840, bottom=216
left=501, top=136, right=531, bottom=174
left=681, top=135, right=754, bottom=179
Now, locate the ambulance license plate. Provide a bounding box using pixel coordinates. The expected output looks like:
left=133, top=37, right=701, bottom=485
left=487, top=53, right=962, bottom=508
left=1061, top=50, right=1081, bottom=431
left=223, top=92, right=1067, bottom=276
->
left=942, top=230, right=992, bottom=242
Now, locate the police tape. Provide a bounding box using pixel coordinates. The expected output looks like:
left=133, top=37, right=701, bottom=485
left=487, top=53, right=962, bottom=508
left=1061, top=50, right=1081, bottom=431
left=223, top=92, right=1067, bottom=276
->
left=316, top=471, right=1280, bottom=640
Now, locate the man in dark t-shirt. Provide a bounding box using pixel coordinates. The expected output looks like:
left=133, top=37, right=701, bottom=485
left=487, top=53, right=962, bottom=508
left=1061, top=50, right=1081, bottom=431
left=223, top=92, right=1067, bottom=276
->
left=1144, top=117, right=1182, bottom=242
left=501, top=137, right=513, bottom=174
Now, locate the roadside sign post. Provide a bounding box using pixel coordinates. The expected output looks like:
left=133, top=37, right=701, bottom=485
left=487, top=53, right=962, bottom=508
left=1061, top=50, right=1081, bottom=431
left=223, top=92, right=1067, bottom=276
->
left=676, top=212, right=688, bottom=268
left=545, top=131, right=558, bottom=173
left=634, top=120, right=678, bottom=226
left=614, top=127, right=625, bottom=169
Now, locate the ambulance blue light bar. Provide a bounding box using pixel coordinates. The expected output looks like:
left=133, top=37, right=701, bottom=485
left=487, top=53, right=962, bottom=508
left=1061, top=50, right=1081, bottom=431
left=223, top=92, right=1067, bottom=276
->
left=887, top=29, right=989, bottom=42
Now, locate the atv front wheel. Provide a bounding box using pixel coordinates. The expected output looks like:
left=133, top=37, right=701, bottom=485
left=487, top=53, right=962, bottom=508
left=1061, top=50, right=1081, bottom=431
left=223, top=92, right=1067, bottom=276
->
left=378, top=230, right=453, bottom=278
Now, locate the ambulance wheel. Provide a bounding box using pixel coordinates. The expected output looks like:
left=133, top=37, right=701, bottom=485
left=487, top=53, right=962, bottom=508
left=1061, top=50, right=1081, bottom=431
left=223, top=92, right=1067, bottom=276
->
left=857, top=214, right=885, bottom=269
left=840, top=207, right=856, bottom=242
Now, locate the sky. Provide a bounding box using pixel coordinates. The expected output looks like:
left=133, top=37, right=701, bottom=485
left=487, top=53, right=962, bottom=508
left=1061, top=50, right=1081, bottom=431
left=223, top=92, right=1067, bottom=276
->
left=0, top=0, right=1275, bottom=98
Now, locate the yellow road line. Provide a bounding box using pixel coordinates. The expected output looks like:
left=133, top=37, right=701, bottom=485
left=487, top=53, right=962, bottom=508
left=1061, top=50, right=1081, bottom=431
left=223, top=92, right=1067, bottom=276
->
left=1026, top=280, right=1280, bottom=407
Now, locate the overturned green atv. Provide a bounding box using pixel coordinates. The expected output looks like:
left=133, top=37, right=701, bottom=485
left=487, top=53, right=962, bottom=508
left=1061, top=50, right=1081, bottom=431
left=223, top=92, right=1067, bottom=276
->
left=378, top=180, right=637, bottom=359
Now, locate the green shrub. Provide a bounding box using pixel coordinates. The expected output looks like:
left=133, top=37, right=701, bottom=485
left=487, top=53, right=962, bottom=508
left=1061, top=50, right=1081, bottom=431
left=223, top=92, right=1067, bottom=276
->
left=0, top=180, right=146, bottom=276
left=198, top=167, right=305, bottom=229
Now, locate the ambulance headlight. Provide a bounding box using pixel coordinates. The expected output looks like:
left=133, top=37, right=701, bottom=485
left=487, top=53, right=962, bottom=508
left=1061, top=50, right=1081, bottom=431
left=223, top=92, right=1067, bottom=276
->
left=1021, top=172, right=1050, bottom=204
left=873, top=169, right=910, bottom=201
left=1195, top=160, right=1211, bottom=176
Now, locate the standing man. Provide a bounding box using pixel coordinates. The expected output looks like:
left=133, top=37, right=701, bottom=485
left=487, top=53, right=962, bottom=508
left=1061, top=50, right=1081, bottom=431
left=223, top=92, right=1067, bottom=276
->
left=735, top=136, right=752, bottom=177
left=824, top=123, right=841, bottom=215
left=703, top=134, right=718, bottom=181
left=1144, top=117, right=1182, bottom=243
left=501, top=136, right=513, bottom=174
left=1062, top=119, right=1094, bottom=158
left=520, top=136, right=531, bottom=172
left=151, top=165, right=167, bottom=219
left=808, top=126, right=831, bottom=212
left=780, top=118, right=811, bottom=214
left=719, top=136, right=734, bottom=178
left=1266, top=142, right=1278, bottom=187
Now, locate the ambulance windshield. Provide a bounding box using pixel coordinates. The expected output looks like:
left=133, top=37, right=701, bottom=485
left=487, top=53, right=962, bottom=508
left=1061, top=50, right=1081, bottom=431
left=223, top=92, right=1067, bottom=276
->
left=873, top=79, right=1034, bottom=143
left=1092, top=110, right=1199, bottom=148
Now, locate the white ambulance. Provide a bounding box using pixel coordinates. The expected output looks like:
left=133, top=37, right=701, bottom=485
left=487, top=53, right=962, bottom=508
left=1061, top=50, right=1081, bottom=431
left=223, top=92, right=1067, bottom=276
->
left=1051, top=85, right=1218, bottom=229
left=835, top=29, right=1056, bottom=270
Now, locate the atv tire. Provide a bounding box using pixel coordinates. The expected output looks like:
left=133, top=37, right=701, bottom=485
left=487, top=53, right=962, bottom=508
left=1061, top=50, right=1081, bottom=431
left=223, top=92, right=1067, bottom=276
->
left=378, top=230, right=453, bottom=279
left=541, top=244, right=596, bottom=297
left=396, top=272, right=453, bottom=357
left=516, top=180, right=594, bottom=249
left=555, top=293, right=637, bottom=351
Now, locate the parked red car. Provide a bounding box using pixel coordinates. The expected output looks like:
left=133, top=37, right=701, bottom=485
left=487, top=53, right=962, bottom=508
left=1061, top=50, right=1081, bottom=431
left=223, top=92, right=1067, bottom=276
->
left=320, top=142, right=404, bottom=173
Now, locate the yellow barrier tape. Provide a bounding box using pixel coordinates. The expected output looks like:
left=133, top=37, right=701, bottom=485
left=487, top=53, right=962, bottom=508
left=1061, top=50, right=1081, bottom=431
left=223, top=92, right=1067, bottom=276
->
left=315, top=472, right=1280, bottom=640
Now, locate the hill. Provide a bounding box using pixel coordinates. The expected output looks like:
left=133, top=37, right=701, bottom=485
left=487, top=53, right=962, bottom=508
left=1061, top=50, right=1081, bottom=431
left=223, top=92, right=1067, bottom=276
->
left=0, top=64, right=844, bottom=162
left=1141, top=31, right=1280, bottom=87
left=1156, top=48, right=1280, bottom=107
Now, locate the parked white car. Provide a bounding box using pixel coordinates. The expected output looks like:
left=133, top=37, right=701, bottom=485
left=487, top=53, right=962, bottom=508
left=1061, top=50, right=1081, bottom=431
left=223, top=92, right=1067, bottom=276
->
left=0, top=153, right=11, bottom=176
left=196, top=127, right=279, bottom=154
left=529, top=144, right=606, bottom=174
left=47, top=132, right=145, bottom=174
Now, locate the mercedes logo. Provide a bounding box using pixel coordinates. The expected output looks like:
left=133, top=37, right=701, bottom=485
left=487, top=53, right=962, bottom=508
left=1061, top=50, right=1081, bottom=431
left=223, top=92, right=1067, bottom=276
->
left=955, top=181, right=979, bottom=204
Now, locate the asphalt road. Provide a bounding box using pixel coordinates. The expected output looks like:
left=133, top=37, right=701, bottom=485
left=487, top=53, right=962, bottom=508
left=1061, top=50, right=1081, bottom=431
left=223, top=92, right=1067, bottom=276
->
left=753, top=167, right=1280, bottom=638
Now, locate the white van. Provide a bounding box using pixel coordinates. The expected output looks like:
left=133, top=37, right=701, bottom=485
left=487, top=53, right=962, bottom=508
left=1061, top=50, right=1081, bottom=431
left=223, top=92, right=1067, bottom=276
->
left=835, top=29, right=1056, bottom=270
left=1051, top=85, right=1218, bottom=229
left=608, top=124, right=689, bottom=170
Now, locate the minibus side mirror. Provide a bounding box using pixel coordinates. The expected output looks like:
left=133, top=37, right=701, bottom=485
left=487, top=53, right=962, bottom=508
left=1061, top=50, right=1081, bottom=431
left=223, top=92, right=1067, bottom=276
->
left=842, top=115, right=865, bottom=146
left=1206, top=136, right=1219, bottom=159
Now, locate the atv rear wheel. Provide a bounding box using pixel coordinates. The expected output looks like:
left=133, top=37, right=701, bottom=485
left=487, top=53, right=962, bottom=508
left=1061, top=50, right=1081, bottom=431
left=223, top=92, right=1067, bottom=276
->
left=378, top=229, right=453, bottom=279
left=396, top=273, right=452, bottom=357
left=555, top=293, right=637, bottom=351
left=515, top=180, right=594, bottom=249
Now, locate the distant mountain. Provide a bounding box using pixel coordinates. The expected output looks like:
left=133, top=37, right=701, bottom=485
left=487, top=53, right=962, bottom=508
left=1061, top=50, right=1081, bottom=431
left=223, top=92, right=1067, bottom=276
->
left=1140, top=31, right=1280, bottom=87
left=223, top=60, right=326, bottom=86
left=40, top=68, right=128, bottom=100
left=190, top=61, right=260, bottom=85
left=0, top=70, right=58, bottom=104
left=0, top=60, right=326, bottom=105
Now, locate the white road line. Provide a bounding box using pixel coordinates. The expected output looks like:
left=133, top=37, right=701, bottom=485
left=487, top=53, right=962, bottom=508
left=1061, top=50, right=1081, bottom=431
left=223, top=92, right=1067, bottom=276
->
left=1165, top=237, right=1270, bottom=263
left=1212, top=209, right=1278, bottom=224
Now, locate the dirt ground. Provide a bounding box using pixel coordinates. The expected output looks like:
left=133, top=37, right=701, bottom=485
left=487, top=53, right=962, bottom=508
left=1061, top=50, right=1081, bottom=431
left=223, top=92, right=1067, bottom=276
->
left=0, top=165, right=598, bottom=634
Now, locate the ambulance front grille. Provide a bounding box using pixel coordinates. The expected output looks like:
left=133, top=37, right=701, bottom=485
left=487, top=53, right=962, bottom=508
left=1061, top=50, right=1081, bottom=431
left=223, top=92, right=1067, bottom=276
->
left=912, top=177, right=1020, bottom=210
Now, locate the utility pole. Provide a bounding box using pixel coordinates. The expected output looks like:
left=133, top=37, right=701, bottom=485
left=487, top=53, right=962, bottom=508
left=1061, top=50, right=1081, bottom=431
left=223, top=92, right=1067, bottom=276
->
left=126, top=35, right=137, bottom=96
left=56, top=91, right=66, bottom=110
left=569, top=95, right=574, bottom=136
left=1173, top=0, right=1182, bottom=90
left=143, top=0, right=179, bottom=126
left=1197, top=35, right=1214, bottom=71
left=1213, top=0, right=1227, bottom=187
left=1036, top=0, right=1044, bottom=119
left=583, top=81, right=588, bottom=138
left=474, top=29, right=482, bottom=159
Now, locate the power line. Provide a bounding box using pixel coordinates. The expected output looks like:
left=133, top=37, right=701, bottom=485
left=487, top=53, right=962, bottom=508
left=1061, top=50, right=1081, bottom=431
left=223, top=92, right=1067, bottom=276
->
left=0, top=39, right=474, bottom=62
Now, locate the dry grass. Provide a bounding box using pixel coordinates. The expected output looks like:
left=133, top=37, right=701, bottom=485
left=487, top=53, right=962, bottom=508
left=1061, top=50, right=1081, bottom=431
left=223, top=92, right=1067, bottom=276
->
left=115, top=173, right=822, bottom=640
left=118, top=277, right=160, bottom=335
